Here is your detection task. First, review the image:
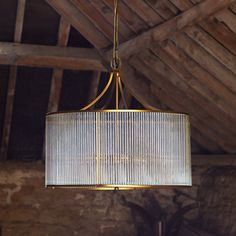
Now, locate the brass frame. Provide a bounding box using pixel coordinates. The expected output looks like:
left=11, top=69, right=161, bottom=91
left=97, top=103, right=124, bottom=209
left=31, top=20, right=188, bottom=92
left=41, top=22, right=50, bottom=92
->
left=46, top=184, right=192, bottom=190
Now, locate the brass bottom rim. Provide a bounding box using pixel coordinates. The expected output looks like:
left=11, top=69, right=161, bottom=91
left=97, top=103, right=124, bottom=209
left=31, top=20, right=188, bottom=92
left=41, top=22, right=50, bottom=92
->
left=46, top=184, right=191, bottom=190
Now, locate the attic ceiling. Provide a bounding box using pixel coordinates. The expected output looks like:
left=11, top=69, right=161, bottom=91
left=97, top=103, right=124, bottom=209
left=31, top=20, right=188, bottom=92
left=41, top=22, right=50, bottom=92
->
left=0, top=0, right=236, bottom=160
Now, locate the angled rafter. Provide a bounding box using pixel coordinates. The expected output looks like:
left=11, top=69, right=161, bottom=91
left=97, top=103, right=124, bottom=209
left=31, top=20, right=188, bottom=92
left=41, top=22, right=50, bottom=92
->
left=0, top=0, right=26, bottom=160
left=185, top=26, right=236, bottom=75
left=130, top=55, right=228, bottom=152
left=0, top=42, right=106, bottom=71
left=48, top=18, right=70, bottom=113
left=71, top=0, right=114, bottom=42
left=151, top=86, right=224, bottom=153
left=151, top=41, right=236, bottom=120
left=143, top=47, right=236, bottom=136
left=42, top=18, right=71, bottom=160
left=171, top=0, right=236, bottom=55
left=160, top=39, right=236, bottom=117
left=90, top=0, right=132, bottom=40
left=171, top=33, right=236, bottom=94
left=130, top=53, right=236, bottom=153
left=46, top=0, right=110, bottom=49
left=108, top=0, right=236, bottom=59
left=45, top=0, right=232, bottom=152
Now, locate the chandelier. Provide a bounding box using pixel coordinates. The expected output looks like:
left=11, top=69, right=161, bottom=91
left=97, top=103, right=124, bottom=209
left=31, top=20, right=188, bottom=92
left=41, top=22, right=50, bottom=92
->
left=45, top=0, right=192, bottom=190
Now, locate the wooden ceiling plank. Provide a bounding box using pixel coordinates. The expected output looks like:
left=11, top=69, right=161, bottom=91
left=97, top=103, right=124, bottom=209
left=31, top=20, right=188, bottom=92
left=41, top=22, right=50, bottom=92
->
left=124, top=0, right=163, bottom=27
left=130, top=55, right=235, bottom=152
left=172, top=33, right=236, bottom=94
left=169, top=0, right=193, bottom=11
left=201, top=19, right=236, bottom=55
left=120, top=64, right=164, bottom=110
left=87, top=71, right=102, bottom=108
left=71, top=0, right=115, bottom=43
left=171, top=0, right=236, bottom=55
left=0, top=0, right=26, bottom=160
left=185, top=26, right=236, bottom=75
left=151, top=42, right=236, bottom=120
left=161, top=39, right=236, bottom=113
left=151, top=86, right=225, bottom=153
left=134, top=50, right=236, bottom=141
left=230, top=3, right=236, bottom=13
left=46, top=0, right=110, bottom=49
left=89, top=0, right=132, bottom=40
left=145, top=0, right=178, bottom=20
left=102, top=0, right=149, bottom=34
left=0, top=42, right=106, bottom=71
left=215, top=9, right=236, bottom=34
left=112, top=0, right=236, bottom=59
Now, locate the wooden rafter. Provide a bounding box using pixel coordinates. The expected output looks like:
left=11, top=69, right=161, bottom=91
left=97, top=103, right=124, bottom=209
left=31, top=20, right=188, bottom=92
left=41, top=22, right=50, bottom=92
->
left=46, top=0, right=110, bottom=48
left=42, top=18, right=71, bottom=160
left=48, top=18, right=70, bottom=113
left=130, top=53, right=235, bottom=153
left=109, top=0, right=236, bottom=59
left=0, top=0, right=26, bottom=160
left=170, top=0, right=236, bottom=55
left=0, top=42, right=106, bottom=71
left=45, top=0, right=236, bottom=153
left=171, top=33, right=236, bottom=94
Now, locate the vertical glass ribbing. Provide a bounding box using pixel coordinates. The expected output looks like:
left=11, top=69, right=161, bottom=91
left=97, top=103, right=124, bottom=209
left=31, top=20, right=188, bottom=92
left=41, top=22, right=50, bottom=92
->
left=46, top=111, right=191, bottom=187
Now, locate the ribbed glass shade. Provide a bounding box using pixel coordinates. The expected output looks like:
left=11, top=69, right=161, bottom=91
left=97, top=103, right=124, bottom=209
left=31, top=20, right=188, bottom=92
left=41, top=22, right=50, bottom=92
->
left=45, top=110, right=191, bottom=190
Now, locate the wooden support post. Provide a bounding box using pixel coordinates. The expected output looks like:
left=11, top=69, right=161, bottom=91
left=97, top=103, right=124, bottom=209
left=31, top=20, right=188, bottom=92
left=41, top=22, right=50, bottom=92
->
left=0, top=0, right=26, bottom=160
left=42, top=18, right=70, bottom=160
left=48, top=18, right=70, bottom=113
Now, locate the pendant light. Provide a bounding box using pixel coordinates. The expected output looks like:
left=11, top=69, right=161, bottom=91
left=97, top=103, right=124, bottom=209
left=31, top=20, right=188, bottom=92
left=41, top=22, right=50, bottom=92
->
left=45, top=0, right=192, bottom=190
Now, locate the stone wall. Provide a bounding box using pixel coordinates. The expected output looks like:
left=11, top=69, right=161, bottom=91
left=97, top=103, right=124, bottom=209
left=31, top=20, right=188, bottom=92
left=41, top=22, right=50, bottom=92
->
left=0, top=159, right=235, bottom=236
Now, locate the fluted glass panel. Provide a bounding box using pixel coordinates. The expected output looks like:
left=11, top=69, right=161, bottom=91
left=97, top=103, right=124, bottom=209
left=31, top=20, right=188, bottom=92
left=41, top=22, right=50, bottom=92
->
left=45, top=111, right=191, bottom=189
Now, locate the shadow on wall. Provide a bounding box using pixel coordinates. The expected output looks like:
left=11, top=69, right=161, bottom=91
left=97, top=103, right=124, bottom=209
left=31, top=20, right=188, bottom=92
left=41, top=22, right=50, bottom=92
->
left=117, top=191, right=211, bottom=236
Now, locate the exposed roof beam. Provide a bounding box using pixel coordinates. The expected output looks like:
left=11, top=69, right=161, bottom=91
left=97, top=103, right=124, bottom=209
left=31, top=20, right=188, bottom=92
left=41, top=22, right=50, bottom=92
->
left=109, top=0, right=236, bottom=59
left=0, top=42, right=107, bottom=71
left=46, top=0, right=110, bottom=49
left=0, top=0, right=26, bottom=160
left=42, top=18, right=71, bottom=160
left=48, top=18, right=70, bottom=113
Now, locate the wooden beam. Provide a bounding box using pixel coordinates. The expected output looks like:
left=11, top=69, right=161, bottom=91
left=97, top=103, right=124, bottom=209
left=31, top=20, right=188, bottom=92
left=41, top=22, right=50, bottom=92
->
left=151, top=86, right=224, bottom=153
left=48, top=18, right=70, bottom=113
left=90, top=0, right=132, bottom=40
left=87, top=71, right=101, bottom=108
left=102, top=0, right=148, bottom=34
left=109, top=0, right=236, bottom=59
left=172, top=33, right=236, bottom=94
left=151, top=41, right=236, bottom=121
left=185, top=26, right=236, bottom=75
left=46, top=0, right=110, bottom=49
left=0, top=0, right=26, bottom=160
left=71, top=0, right=114, bottom=42
left=0, top=42, right=106, bottom=71
left=171, top=0, right=236, bottom=55
left=215, top=9, right=236, bottom=34
left=160, top=39, right=236, bottom=120
left=42, top=18, right=71, bottom=160
left=130, top=53, right=235, bottom=152
left=120, top=64, right=163, bottom=110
